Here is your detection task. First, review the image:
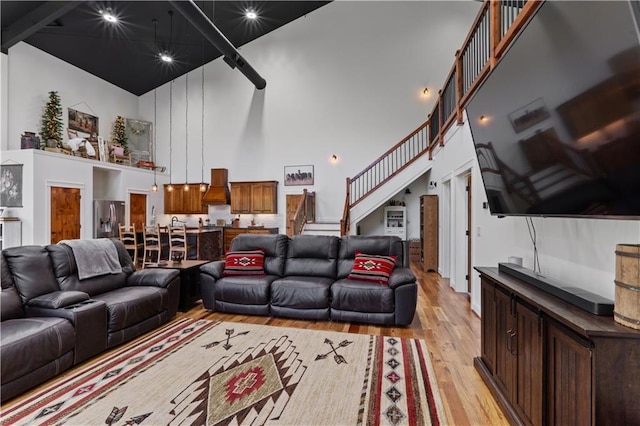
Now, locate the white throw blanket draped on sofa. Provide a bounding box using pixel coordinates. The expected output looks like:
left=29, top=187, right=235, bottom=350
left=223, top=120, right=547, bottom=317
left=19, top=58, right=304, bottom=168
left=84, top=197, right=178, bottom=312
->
left=59, top=239, right=122, bottom=280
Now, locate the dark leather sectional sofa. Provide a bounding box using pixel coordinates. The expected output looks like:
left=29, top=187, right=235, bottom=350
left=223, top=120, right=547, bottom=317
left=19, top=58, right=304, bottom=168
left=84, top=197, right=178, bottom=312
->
left=200, top=234, right=417, bottom=326
left=0, top=239, right=180, bottom=403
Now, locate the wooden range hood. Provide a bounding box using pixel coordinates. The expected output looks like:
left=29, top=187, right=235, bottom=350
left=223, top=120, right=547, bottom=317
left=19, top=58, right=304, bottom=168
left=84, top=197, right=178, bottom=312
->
left=202, top=168, right=231, bottom=205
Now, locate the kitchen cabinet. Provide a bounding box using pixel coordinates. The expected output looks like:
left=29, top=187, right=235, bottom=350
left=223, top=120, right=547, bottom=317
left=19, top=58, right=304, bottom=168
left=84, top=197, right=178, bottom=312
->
left=164, top=184, right=207, bottom=214
left=475, top=267, right=640, bottom=426
left=384, top=206, right=406, bottom=240
left=230, top=181, right=278, bottom=214
left=223, top=227, right=278, bottom=253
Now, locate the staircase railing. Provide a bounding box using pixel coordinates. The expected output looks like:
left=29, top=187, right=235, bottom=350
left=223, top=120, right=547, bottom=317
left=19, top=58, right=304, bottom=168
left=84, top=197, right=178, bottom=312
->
left=288, top=189, right=316, bottom=236
left=340, top=0, right=541, bottom=235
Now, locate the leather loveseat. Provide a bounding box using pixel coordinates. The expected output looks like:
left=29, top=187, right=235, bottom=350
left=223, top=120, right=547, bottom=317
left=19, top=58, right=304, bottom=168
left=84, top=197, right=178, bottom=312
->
left=200, top=234, right=417, bottom=326
left=0, top=239, right=180, bottom=403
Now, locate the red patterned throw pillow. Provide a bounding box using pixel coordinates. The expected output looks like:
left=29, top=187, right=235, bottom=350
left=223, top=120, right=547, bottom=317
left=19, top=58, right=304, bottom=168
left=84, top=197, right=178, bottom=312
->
left=223, top=249, right=266, bottom=276
left=348, top=252, right=397, bottom=284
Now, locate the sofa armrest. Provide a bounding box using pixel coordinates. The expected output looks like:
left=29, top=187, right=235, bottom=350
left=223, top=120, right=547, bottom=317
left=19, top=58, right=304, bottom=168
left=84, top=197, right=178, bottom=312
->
left=200, top=260, right=225, bottom=280
left=388, top=267, right=417, bottom=289
left=127, top=269, right=180, bottom=288
left=25, top=299, right=108, bottom=364
left=27, top=290, right=89, bottom=309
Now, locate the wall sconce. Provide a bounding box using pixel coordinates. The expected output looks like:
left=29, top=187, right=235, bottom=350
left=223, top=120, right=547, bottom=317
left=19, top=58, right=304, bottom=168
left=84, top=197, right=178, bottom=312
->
left=429, top=181, right=437, bottom=189
left=405, top=188, right=411, bottom=195
left=330, top=154, right=338, bottom=163
left=422, top=87, right=429, bottom=95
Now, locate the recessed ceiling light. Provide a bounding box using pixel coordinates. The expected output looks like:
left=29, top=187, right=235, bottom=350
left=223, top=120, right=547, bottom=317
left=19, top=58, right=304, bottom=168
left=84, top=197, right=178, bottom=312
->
left=100, top=8, right=118, bottom=23
left=245, top=10, right=258, bottom=20
left=160, top=53, right=173, bottom=63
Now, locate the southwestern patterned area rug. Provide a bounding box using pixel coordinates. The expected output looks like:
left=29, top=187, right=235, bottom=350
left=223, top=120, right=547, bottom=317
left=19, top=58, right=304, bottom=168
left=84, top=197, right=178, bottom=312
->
left=1, top=318, right=445, bottom=426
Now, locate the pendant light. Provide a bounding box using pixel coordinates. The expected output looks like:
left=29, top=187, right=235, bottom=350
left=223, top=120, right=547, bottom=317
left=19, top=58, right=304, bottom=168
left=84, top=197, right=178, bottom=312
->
left=151, top=88, right=158, bottom=192
left=200, top=41, right=208, bottom=193
left=167, top=79, right=174, bottom=192
left=184, top=72, right=189, bottom=192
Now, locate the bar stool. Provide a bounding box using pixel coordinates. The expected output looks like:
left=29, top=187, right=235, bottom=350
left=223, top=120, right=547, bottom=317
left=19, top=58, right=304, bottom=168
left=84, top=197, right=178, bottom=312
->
left=142, top=224, right=168, bottom=267
left=168, top=225, right=197, bottom=261
left=119, top=224, right=143, bottom=267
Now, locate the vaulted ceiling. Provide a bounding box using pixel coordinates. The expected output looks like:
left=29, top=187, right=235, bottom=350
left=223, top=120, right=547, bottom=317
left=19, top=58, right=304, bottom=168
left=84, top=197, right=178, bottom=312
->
left=1, top=1, right=330, bottom=96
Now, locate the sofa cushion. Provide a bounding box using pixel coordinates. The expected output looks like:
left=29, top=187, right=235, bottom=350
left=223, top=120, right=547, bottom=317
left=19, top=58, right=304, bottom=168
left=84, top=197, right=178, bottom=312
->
left=3, top=246, right=60, bottom=304
left=284, top=235, right=339, bottom=278
left=214, top=275, right=278, bottom=305
left=348, top=252, right=397, bottom=284
left=229, top=234, right=288, bottom=277
left=271, top=276, right=333, bottom=309
left=331, top=278, right=395, bottom=313
left=1, top=317, right=75, bottom=383
left=91, top=286, right=167, bottom=332
left=223, top=250, right=266, bottom=276
left=47, top=243, right=129, bottom=296
left=337, top=236, right=404, bottom=279
left=1, top=253, right=24, bottom=321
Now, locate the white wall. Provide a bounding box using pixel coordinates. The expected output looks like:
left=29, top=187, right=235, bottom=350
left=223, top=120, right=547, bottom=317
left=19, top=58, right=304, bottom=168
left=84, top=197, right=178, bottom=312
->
left=430, top=115, right=640, bottom=313
left=1, top=53, right=8, bottom=149
left=6, top=43, right=138, bottom=149
left=139, top=1, right=482, bottom=230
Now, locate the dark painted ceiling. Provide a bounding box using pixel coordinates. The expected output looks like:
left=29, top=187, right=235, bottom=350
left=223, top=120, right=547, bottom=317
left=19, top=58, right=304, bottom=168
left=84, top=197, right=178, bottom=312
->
left=1, top=1, right=330, bottom=96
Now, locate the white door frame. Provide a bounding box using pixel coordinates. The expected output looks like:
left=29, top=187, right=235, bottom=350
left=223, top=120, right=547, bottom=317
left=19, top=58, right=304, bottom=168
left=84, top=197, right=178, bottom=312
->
left=451, top=160, right=474, bottom=293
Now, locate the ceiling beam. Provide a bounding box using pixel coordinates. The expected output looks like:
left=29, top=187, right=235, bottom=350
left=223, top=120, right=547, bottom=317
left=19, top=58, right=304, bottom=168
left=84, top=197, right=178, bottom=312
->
left=1, top=1, right=83, bottom=53
left=169, top=0, right=267, bottom=90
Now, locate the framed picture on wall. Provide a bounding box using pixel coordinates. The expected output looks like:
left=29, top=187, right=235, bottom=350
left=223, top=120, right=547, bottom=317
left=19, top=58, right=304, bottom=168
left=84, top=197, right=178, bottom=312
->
left=0, top=164, right=23, bottom=207
left=284, top=165, right=314, bottom=186
left=508, top=98, right=550, bottom=133
left=68, top=108, right=99, bottom=135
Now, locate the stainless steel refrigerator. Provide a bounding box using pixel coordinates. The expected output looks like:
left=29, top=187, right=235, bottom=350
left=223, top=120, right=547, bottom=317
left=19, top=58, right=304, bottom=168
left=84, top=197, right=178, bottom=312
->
left=94, top=200, right=125, bottom=238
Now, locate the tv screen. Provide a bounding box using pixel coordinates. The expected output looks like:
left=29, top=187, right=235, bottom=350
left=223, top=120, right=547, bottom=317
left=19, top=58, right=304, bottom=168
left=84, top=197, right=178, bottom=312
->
left=467, top=1, right=640, bottom=218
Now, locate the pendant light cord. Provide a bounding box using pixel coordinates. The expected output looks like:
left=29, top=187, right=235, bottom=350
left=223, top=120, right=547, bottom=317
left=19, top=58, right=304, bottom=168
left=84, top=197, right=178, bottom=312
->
left=170, top=81, right=173, bottom=180
left=201, top=41, right=205, bottom=185
left=185, top=72, right=189, bottom=185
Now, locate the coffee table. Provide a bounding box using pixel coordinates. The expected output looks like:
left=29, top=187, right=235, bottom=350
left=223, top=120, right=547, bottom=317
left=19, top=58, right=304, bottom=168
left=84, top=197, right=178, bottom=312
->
left=146, top=260, right=210, bottom=312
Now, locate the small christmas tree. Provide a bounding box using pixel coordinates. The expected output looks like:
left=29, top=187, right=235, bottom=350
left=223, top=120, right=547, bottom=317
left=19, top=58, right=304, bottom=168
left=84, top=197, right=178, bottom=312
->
left=40, top=91, right=63, bottom=148
left=111, top=116, right=128, bottom=150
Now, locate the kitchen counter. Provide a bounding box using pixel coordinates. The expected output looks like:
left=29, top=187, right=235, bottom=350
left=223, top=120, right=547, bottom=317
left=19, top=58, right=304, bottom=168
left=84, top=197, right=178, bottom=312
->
left=222, top=227, right=279, bottom=253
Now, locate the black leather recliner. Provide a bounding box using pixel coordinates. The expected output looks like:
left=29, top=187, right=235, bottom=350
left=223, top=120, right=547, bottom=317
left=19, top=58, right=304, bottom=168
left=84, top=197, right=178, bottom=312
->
left=200, top=234, right=417, bottom=326
left=0, top=239, right=181, bottom=403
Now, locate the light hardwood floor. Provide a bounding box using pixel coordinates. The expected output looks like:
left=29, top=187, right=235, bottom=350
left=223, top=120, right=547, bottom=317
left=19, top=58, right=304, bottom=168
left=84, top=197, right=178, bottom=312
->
left=2, top=263, right=508, bottom=425
left=180, top=263, right=508, bottom=425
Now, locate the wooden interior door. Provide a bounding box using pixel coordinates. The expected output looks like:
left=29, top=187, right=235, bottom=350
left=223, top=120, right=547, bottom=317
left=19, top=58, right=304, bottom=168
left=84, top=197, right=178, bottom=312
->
left=130, top=193, right=147, bottom=230
left=467, top=174, right=472, bottom=293
left=50, top=186, right=81, bottom=244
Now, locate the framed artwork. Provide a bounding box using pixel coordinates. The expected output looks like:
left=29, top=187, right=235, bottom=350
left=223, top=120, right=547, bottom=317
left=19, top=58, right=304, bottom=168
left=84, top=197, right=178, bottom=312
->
left=508, top=98, right=550, bottom=133
left=68, top=108, right=99, bottom=135
left=0, top=164, right=23, bottom=207
left=284, top=165, right=314, bottom=186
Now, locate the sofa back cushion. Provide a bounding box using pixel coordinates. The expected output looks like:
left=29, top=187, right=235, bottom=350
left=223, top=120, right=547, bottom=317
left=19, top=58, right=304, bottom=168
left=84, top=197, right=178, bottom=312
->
left=337, top=236, right=404, bottom=279
left=229, top=234, right=288, bottom=277
left=2, top=246, right=60, bottom=305
left=1, top=252, right=25, bottom=321
left=285, top=235, right=339, bottom=279
left=46, top=239, right=132, bottom=296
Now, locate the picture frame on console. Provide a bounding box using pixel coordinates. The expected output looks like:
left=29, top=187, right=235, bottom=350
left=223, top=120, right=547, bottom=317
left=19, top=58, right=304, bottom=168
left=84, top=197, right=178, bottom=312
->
left=284, top=165, right=314, bottom=186
left=508, top=98, right=550, bottom=133
left=68, top=108, right=99, bottom=135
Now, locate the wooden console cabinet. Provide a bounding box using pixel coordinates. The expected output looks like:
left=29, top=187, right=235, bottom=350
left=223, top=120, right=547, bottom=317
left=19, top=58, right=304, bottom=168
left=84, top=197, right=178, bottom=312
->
left=230, top=181, right=278, bottom=214
left=475, top=267, right=640, bottom=425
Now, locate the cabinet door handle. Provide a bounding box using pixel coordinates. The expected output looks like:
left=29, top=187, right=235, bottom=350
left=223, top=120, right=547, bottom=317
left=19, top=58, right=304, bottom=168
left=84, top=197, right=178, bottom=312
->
left=506, top=328, right=513, bottom=352
left=509, top=330, right=517, bottom=355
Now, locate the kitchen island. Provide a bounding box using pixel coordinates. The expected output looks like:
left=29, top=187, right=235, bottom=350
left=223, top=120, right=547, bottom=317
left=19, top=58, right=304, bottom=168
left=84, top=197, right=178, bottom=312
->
left=222, top=226, right=279, bottom=253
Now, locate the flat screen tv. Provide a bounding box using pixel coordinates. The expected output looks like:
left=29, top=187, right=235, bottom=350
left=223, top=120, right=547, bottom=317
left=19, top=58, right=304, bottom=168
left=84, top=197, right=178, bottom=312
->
left=467, top=1, right=640, bottom=218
